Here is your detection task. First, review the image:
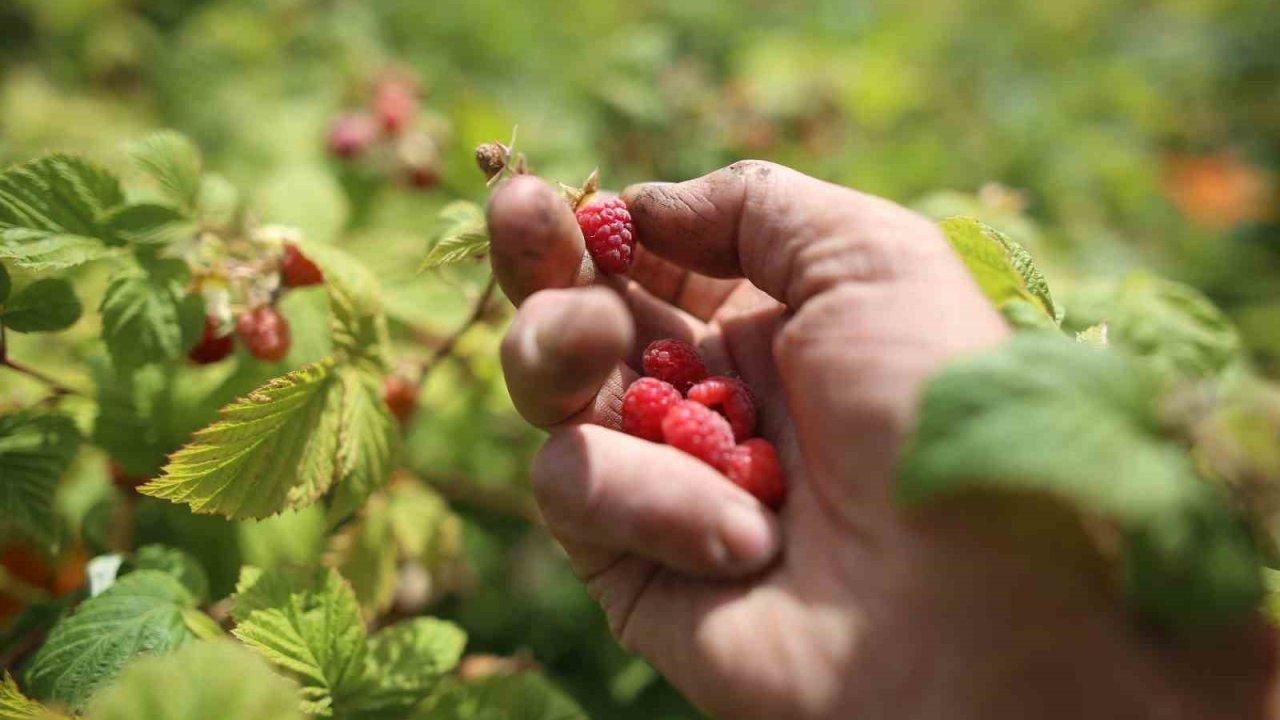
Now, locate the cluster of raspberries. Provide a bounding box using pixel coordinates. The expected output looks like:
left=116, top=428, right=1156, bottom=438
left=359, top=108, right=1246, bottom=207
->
left=621, top=339, right=786, bottom=508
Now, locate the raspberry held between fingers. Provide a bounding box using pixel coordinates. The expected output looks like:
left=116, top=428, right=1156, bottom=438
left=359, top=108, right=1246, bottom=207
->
left=662, top=400, right=735, bottom=468
left=622, top=378, right=683, bottom=441
left=576, top=197, right=635, bottom=275
left=642, top=339, right=707, bottom=393
left=721, top=439, right=786, bottom=509
left=688, top=376, right=757, bottom=441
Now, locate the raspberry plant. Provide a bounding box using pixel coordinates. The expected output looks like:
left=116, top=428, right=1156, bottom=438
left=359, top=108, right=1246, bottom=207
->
left=0, top=133, right=583, bottom=718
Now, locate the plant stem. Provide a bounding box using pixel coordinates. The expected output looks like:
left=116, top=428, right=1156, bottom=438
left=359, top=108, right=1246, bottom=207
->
left=2, top=357, right=83, bottom=397
left=417, top=274, right=498, bottom=386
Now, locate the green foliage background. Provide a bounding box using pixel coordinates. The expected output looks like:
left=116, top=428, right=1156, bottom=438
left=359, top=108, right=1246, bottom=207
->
left=0, top=0, right=1277, bottom=717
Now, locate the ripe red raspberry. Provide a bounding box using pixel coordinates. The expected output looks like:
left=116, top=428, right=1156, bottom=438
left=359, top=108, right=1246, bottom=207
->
left=236, top=305, right=291, bottom=362
left=641, top=339, right=707, bottom=393
left=189, top=316, right=235, bottom=365
left=661, top=400, right=735, bottom=468
left=373, top=78, right=418, bottom=135
left=280, top=244, right=324, bottom=288
left=688, top=376, right=757, bottom=441
left=576, top=197, right=635, bottom=275
left=327, top=112, right=379, bottom=159
left=721, top=439, right=786, bottom=509
left=621, top=377, right=682, bottom=441
left=382, top=375, right=418, bottom=425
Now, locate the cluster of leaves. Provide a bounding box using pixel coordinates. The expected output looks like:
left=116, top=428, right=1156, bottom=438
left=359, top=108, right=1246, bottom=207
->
left=900, top=217, right=1275, bottom=626
left=0, top=136, right=583, bottom=718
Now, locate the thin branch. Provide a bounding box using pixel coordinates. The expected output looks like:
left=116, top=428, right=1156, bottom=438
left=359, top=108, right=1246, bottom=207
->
left=417, top=274, right=498, bottom=385
left=2, top=358, right=83, bottom=398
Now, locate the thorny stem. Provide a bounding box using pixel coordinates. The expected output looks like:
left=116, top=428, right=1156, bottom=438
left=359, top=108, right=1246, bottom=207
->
left=417, top=274, right=498, bottom=387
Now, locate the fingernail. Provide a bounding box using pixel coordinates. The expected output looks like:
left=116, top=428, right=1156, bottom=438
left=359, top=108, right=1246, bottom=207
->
left=716, top=502, right=780, bottom=571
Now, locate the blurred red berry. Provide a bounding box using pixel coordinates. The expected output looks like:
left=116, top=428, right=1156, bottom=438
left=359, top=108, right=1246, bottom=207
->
left=641, top=338, right=707, bottom=393
left=405, top=164, right=440, bottom=190
left=237, top=305, right=291, bottom=362
left=327, top=112, right=379, bottom=159
left=109, top=458, right=146, bottom=492
left=281, top=244, right=324, bottom=287
left=382, top=375, right=418, bottom=425
left=374, top=79, right=418, bottom=135
left=622, top=377, right=682, bottom=441
left=189, top=316, right=235, bottom=365
left=721, top=439, right=786, bottom=508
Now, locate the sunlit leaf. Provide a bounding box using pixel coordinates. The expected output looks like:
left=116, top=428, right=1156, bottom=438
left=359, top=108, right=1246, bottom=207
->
left=419, top=202, right=489, bottom=272
left=939, top=217, right=1060, bottom=328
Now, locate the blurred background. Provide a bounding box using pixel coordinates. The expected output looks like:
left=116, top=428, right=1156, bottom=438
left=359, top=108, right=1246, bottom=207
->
left=0, top=0, right=1276, bottom=717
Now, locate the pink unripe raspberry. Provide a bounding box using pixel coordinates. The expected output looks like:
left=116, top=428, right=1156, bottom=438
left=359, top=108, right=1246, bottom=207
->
left=373, top=78, right=418, bottom=135
left=576, top=197, right=635, bottom=275
left=621, top=377, right=682, bottom=441
left=721, top=439, right=786, bottom=509
left=641, top=339, right=707, bottom=393
left=688, top=376, right=757, bottom=441
left=661, top=400, right=735, bottom=468
left=327, top=113, right=379, bottom=159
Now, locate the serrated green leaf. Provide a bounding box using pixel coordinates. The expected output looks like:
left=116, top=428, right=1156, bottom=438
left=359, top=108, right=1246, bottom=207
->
left=86, top=640, right=304, bottom=720
left=300, top=242, right=390, bottom=367
left=231, top=567, right=367, bottom=717
left=0, top=410, right=80, bottom=548
left=0, top=229, right=115, bottom=270
left=0, top=672, right=67, bottom=720
left=1061, top=272, right=1242, bottom=381
left=104, top=203, right=194, bottom=246
left=0, top=263, right=9, bottom=304
left=416, top=673, right=587, bottom=720
left=898, top=334, right=1262, bottom=625
left=131, top=545, right=210, bottom=603
left=100, top=260, right=205, bottom=370
left=0, top=279, right=81, bottom=334
left=0, top=154, right=124, bottom=247
left=939, top=217, right=1059, bottom=327
left=139, top=359, right=345, bottom=520
left=25, top=571, right=198, bottom=711
left=129, top=132, right=203, bottom=214
left=348, top=618, right=466, bottom=718
left=327, top=367, right=399, bottom=523
left=419, top=202, right=489, bottom=272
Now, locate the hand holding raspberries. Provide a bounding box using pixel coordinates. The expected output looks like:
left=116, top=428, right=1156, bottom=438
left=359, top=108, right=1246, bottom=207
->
left=623, top=339, right=786, bottom=508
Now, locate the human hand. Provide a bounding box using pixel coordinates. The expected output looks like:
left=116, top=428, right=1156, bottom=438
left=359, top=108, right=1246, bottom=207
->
left=486, top=161, right=1276, bottom=719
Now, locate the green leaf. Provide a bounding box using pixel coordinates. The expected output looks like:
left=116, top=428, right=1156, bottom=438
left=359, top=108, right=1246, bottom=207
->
left=0, top=154, right=124, bottom=244
left=1061, top=272, right=1242, bottom=381
left=419, top=202, right=489, bottom=272
left=85, top=640, right=305, bottom=720
left=385, top=479, right=461, bottom=566
left=328, top=496, right=398, bottom=619
left=0, top=263, right=9, bottom=304
left=104, top=203, right=194, bottom=246
left=129, top=131, right=203, bottom=214
left=1075, top=322, right=1109, bottom=349
left=24, top=571, right=198, bottom=711
left=417, top=673, right=588, bottom=720
left=898, top=334, right=1263, bottom=625
left=131, top=545, right=210, bottom=603
left=0, top=410, right=80, bottom=548
left=1, top=279, right=81, bottom=333
left=939, top=217, right=1060, bottom=327
left=91, top=363, right=192, bottom=479
left=0, top=230, right=115, bottom=270
left=327, top=367, right=399, bottom=523
left=0, top=672, right=66, bottom=720
left=231, top=567, right=367, bottom=716
left=348, top=618, right=466, bottom=717
left=100, top=260, right=205, bottom=370
left=301, top=242, right=390, bottom=366
left=140, top=359, right=345, bottom=520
